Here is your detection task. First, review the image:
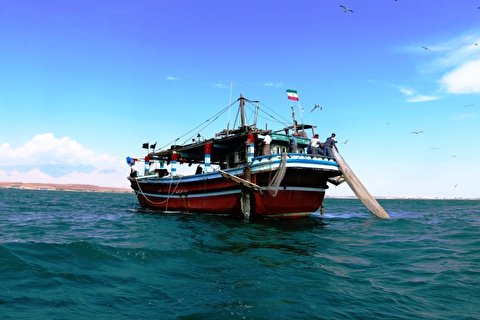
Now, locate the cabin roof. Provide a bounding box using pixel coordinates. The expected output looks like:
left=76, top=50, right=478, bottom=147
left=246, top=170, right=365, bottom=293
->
left=149, top=128, right=269, bottom=164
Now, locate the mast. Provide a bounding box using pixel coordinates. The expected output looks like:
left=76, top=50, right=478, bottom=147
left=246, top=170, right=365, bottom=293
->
left=239, top=94, right=246, bottom=129
left=291, top=106, right=297, bottom=133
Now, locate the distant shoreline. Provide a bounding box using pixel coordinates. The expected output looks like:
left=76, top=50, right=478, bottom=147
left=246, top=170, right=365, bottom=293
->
left=0, top=182, right=478, bottom=200
left=0, top=182, right=132, bottom=194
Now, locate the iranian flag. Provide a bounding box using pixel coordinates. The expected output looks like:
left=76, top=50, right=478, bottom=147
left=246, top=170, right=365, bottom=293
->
left=286, top=89, right=299, bottom=101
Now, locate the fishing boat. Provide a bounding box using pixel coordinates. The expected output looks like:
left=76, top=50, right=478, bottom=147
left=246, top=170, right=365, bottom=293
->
left=127, top=95, right=388, bottom=219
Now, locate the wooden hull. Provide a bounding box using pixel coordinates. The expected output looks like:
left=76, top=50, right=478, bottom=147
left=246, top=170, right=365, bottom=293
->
left=129, top=154, right=341, bottom=219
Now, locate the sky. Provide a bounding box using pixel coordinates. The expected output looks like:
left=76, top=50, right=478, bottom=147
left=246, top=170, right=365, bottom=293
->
left=0, top=0, right=479, bottom=198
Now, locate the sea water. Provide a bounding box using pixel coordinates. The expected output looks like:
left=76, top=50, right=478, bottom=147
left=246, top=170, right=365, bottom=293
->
left=0, top=188, right=478, bottom=319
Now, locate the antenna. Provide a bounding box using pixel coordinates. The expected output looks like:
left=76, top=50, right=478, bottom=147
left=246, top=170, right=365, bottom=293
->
left=297, top=101, right=304, bottom=125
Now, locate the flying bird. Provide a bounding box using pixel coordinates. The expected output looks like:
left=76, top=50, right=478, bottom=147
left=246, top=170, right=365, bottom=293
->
left=311, top=104, right=322, bottom=112
left=410, top=131, right=424, bottom=134
left=340, top=5, right=354, bottom=13
left=429, top=147, right=440, bottom=151
left=343, top=139, right=349, bottom=144
left=454, top=184, right=458, bottom=188
left=421, top=46, right=431, bottom=51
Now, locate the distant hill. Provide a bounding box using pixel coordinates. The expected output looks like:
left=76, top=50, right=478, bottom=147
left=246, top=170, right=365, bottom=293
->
left=0, top=182, right=132, bottom=193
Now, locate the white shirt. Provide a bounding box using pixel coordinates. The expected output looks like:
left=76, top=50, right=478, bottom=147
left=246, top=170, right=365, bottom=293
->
left=264, top=134, right=272, bottom=145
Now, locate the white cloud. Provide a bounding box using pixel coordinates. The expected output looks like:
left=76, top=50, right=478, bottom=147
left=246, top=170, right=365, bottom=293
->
left=413, top=31, right=480, bottom=95
left=0, top=134, right=129, bottom=188
left=440, top=59, right=480, bottom=94
left=263, top=82, right=283, bottom=88
left=165, top=76, right=179, bottom=81
left=449, top=112, right=477, bottom=121
left=394, top=85, right=440, bottom=103
left=212, top=83, right=228, bottom=89
left=398, top=86, right=415, bottom=96
left=406, top=95, right=440, bottom=103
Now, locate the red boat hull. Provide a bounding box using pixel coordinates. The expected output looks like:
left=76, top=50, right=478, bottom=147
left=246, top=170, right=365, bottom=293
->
left=129, top=155, right=340, bottom=219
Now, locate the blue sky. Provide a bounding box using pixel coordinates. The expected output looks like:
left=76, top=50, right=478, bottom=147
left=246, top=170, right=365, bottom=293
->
left=0, top=0, right=479, bottom=198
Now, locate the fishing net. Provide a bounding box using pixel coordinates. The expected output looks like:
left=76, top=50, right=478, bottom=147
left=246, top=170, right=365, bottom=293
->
left=267, top=153, right=287, bottom=197
left=332, top=148, right=389, bottom=218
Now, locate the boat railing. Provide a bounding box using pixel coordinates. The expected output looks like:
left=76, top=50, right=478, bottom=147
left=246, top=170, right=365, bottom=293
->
left=253, top=153, right=336, bottom=162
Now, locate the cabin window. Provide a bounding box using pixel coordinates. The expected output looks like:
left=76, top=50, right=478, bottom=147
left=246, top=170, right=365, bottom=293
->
left=234, top=152, right=241, bottom=163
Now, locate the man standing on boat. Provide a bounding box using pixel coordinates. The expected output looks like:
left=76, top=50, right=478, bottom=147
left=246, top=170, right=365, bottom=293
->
left=324, top=133, right=338, bottom=158
left=127, top=158, right=138, bottom=177
left=262, top=133, right=272, bottom=155
left=308, top=134, right=324, bottom=155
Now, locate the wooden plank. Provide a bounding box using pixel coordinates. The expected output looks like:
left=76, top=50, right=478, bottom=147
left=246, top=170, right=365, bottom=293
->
left=219, top=170, right=263, bottom=194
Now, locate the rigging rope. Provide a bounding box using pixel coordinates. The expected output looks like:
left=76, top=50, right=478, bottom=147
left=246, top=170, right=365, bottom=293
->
left=158, top=100, right=237, bottom=150
left=156, top=96, right=293, bottom=152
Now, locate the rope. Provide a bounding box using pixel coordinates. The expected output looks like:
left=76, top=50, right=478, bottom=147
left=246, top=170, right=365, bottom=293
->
left=156, top=97, right=291, bottom=151
left=133, top=175, right=184, bottom=210
left=159, top=100, right=237, bottom=150
left=266, top=153, right=287, bottom=197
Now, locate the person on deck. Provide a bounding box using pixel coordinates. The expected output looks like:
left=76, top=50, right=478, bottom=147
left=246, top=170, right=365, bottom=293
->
left=308, top=134, right=324, bottom=155
left=149, top=161, right=157, bottom=175
left=324, top=133, right=338, bottom=157
left=129, top=161, right=138, bottom=178
left=263, top=134, right=272, bottom=155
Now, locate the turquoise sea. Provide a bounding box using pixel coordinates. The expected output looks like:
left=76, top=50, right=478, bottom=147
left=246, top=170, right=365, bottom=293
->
left=0, top=188, right=479, bottom=319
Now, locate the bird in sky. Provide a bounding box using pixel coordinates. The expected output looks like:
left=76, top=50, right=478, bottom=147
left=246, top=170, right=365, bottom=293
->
left=410, top=131, right=424, bottom=134
left=422, top=46, right=431, bottom=50
left=343, top=139, right=349, bottom=144
left=430, top=147, right=440, bottom=151
left=454, top=184, right=458, bottom=188
left=311, top=104, right=322, bottom=112
left=339, top=5, right=354, bottom=13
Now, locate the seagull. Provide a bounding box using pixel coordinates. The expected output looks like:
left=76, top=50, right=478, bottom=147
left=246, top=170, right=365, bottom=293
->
left=421, top=46, right=431, bottom=51
left=410, top=131, right=424, bottom=134
left=311, top=104, right=322, bottom=112
left=340, top=5, right=354, bottom=13
left=343, top=139, right=349, bottom=144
